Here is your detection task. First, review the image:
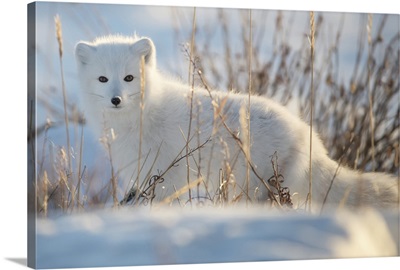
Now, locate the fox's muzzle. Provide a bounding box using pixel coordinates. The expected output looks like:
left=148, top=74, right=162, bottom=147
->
left=111, top=96, right=122, bottom=107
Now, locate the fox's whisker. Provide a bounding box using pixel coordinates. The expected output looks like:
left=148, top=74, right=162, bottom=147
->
left=129, top=92, right=140, bottom=97
left=88, top=92, right=104, bottom=98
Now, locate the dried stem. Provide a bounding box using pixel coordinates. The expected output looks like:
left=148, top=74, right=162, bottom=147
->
left=320, top=135, right=355, bottom=213
left=42, top=171, right=49, bottom=217
left=134, top=55, right=146, bottom=204
left=185, top=7, right=197, bottom=205
left=76, top=125, right=85, bottom=209
left=55, top=14, right=77, bottom=212
left=54, top=14, right=72, bottom=178
left=246, top=9, right=253, bottom=205
left=107, top=129, right=119, bottom=208
left=307, top=11, right=315, bottom=212
left=367, top=13, right=376, bottom=171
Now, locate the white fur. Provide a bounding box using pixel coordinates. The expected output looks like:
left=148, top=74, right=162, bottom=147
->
left=75, top=34, right=398, bottom=211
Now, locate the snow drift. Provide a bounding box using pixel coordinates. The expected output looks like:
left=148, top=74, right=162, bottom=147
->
left=36, top=206, right=399, bottom=269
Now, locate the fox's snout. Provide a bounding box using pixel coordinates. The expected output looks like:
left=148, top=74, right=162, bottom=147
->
left=111, top=96, right=122, bottom=107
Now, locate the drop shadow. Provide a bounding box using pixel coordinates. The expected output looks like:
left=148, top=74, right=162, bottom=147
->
left=6, top=258, right=27, bottom=267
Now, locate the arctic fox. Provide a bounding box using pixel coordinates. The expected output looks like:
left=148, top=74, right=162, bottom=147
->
left=75, top=34, right=398, bottom=211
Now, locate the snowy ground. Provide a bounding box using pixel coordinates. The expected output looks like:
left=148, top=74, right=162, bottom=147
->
left=35, top=206, right=399, bottom=269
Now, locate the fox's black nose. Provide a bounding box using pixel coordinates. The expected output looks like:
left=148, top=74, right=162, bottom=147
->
left=111, top=96, right=122, bottom=107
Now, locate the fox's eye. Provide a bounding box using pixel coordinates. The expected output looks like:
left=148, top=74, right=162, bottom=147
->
left=124, top=75, right=134, bottom=82
left=98, top=76, right=108, bottom=83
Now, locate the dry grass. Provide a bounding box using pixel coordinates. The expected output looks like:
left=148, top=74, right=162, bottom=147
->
left=180, top=10, right=399, bottom=174
left=185, top=7, right=197, bottom=205
left=30, top=9, right=399, bottom=217
left=307, top=11, right=315, bottom=211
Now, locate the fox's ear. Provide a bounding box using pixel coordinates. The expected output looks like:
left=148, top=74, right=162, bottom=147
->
left=75, top=42, right=96, bottom=65
left=130, top=37, right=156, bottom=67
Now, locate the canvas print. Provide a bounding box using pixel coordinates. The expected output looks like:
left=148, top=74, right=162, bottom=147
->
left=27, top=1, right=399, bottom=269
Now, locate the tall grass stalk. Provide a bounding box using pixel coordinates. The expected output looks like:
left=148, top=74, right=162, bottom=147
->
left=246, top=9, right=253, bottom=205
left=185, top=7, right=197, bottom=205
left=96, top=112, right=119, bottom=208
left=102, top=127, right=119, bottom=207
left=307, top=11, right=315, bottom=212
left=42, top=171, right=49, bottom=217
left=367, top=13, right=376, bottom=172
left=134, top=56, right=146, bottom=204
left=54, top=15, right=72, bottom=176
left=55, top=14, right=78, bottom=211
left=76, top=125, right=85, bottom=210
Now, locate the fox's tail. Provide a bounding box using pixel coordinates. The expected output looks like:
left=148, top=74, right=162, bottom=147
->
left=310, top=155, right=399, bottom=212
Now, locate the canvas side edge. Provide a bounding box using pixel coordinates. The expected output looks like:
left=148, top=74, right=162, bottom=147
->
left=27, top=2, right=37, bottom=269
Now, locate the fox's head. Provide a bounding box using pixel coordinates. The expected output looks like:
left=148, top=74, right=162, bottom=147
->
left=74, top=35, right=155, bottom=110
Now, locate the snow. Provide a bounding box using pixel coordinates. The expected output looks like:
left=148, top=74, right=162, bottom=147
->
left=36, top=206, right=399, bottom=269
